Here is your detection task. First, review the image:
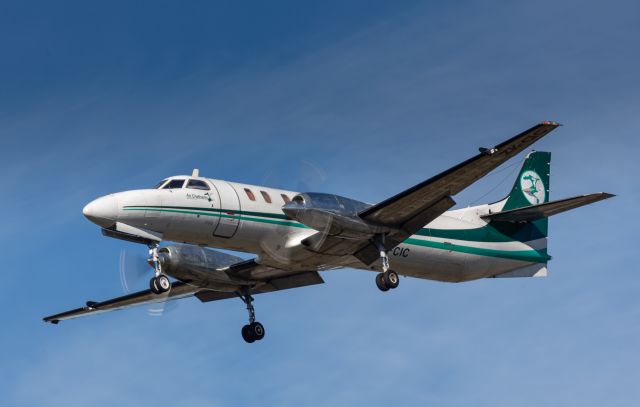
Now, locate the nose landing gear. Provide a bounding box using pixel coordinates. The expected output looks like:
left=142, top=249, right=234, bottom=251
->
left=148, top=243, right=171, bottom=294
left=373, top=234, right=400, bottom=292
left=239, top=287, right=265, bottom=343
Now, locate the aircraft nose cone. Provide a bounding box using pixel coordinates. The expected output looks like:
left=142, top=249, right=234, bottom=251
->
left=83, top=195, right=118, bottom=227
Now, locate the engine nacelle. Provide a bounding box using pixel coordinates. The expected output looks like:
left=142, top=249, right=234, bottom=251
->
left=158, top=245, right=246, bottom=291
left=282, top=192, right=391, bottom=239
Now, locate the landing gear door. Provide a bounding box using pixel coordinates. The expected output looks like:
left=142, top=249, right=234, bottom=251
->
left=211, top=181, right=241, bottom=238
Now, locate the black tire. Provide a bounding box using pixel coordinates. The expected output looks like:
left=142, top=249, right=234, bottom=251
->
left=376, top=273, right=389, bottom=292
left=383, top=270, right=399, bottom=289
left=156, top=275, right=171, bottom=292
left=150, top=277, right=161, bottom=294
left=241, top=324, right=255, bottom=343
left=250, top=322, right=265, bottom=341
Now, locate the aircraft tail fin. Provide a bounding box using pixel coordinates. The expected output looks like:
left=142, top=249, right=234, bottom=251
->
left=501, top=151, right=551, bottom=211
left=485, top=151, right=552, bottom=242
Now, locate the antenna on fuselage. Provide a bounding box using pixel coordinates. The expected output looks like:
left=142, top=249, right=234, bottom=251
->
left=192, top=169, right=199, bottom=177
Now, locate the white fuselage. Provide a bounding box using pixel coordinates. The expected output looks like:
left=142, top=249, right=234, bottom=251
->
left=89, top=176, right=548, bottom=283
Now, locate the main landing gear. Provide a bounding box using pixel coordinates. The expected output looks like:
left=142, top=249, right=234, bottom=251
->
left=239, top=287, right=265, bottom=343
left=373, top=234, right=400, bottom=292
left=148, top=243, right=172, bottom=294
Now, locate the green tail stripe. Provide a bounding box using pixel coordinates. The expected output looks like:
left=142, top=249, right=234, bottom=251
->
left=404, top=238, right=550, bottom=263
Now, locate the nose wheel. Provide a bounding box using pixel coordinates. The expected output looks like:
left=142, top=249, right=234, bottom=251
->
left=148, top=243, right=171, bottom=294
left=239, top=288, right=265, bottom=343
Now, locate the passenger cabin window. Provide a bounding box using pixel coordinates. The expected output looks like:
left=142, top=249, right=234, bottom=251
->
left=244, top=188, right=256, bottom=201
left=260, top=191, right=272, bottom=203
left=186, top=179, right=210, bottom=190
left=162, top=179, right=185, bottom=189
left=281, top=194, right=291, bottom=203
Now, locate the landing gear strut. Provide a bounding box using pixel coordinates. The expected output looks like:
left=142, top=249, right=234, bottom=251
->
left=239, top=287, right=265, bottom=343
left=148, top=243, right=171, bottom=294
left=373, top=234, right=400, bottom=292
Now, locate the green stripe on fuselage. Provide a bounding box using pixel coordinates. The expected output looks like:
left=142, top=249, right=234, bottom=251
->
left=122, top=206, right=547, bottom=263
left=124, top=207, right=306, bottom=228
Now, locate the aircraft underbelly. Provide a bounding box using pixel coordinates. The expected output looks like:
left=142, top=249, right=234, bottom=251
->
left=389, top=244, right=534, bottom=282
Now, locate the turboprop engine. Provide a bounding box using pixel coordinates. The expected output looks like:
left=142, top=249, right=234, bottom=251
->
left=282, top=193, right=392, bottom=239
left=157, top=245, right=246, bottom=291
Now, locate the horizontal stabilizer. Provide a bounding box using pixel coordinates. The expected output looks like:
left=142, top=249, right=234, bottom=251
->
left=483, top=192, right=614, bottom=223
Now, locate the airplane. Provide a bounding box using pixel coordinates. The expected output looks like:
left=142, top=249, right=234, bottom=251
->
left=43, top=122, right=614, bottom=343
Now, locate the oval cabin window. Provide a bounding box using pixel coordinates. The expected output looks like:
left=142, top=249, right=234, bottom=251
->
left=260, top=191, right=272, bottom=203
left=244, top=188, right=256, bottom=201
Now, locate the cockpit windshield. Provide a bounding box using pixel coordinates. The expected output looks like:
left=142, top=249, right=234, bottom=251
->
left=162, top=179, right=186, bottom=189
left=153, top=180, right=168, bottom=189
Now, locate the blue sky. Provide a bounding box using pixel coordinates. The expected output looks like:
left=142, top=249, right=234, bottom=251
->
left=1, top=1, right=638, bottom=405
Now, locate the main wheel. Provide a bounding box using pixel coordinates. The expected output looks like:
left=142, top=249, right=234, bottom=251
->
left=241, top=324, right=255, bottom=343
left=150, top=275, right=171, bottom=294
left=383, top=270, right=399, bottom=289
left=150, top=276, right=160, bottom=294
left=250, top=322, right=265, bottom=341
left=156, top=274, right=171, bottom=292
left=376, top=273, right=389, bottom=292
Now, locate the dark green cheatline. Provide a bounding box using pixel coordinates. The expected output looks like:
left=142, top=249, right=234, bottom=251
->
left=123, top=205, right=548, bottom=263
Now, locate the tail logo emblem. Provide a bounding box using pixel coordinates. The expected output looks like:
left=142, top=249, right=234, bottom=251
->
left=520, top=170, right=545, bottom=205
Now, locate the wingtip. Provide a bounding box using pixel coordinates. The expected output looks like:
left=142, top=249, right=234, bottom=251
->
left=540, top=121, right=562, bottom=127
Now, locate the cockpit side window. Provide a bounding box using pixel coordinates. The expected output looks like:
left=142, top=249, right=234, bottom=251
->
left=153, top=180, right=168, bottom=189
left=162, top=179, right=185, bottom=189
left=186, top=179, right=210, bottom=190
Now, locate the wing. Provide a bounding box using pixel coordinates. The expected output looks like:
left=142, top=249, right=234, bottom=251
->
left=43, top=281, right=199, bottom=324
left=305, top=122, right=561, bottom=265
left=359, top=122, right=561, bottom=226
left=44, top=270, right=324, bottom=324
left=481, top=192, right=615, bottom=223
